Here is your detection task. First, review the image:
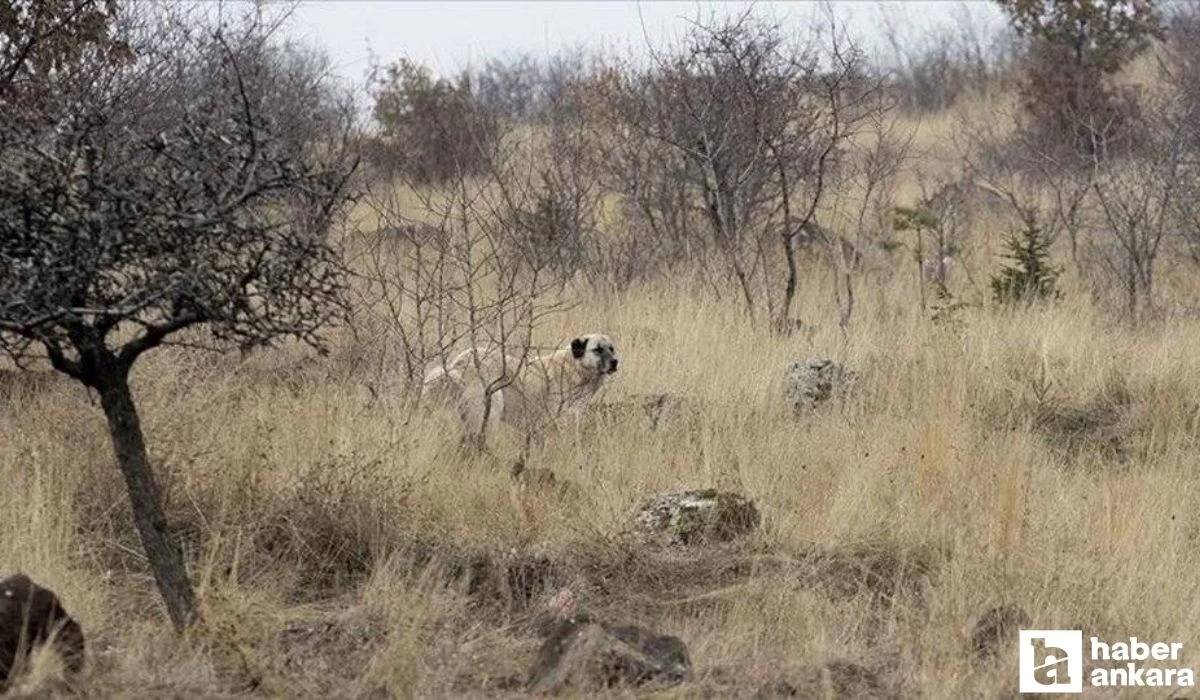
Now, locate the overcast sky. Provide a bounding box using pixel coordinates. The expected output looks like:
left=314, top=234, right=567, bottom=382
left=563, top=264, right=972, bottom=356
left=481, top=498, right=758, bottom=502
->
left=280, top=1, right=1006, bottom=86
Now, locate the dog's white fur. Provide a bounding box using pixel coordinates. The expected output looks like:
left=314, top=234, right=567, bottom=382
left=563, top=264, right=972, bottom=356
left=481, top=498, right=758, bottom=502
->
left=420, top=334, right=618, bottom=438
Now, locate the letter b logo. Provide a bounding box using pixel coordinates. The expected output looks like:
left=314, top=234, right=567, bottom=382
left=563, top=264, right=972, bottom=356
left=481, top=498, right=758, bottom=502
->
left=1020, top=630, right=1083, bottom=693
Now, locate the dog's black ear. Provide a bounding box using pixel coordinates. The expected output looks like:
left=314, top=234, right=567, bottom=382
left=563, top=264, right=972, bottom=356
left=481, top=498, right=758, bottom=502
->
left=570, top=337, right=587, bottom=359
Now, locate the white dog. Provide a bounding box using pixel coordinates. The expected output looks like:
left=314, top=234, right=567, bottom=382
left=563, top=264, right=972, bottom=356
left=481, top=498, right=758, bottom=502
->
left=421, top=334, right=619, bottom=439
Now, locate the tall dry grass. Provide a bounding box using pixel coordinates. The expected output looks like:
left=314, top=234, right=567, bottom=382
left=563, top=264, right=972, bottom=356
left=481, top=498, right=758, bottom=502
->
left=5, top=247, right=1200, bottom=697
left=7, top=64, right=1200, bottom=695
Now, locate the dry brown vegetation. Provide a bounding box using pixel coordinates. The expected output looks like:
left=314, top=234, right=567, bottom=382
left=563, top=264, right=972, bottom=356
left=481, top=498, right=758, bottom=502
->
left=7, top=2, right=1200, bottom=698
left=9, top=149, right=1200, bottom=696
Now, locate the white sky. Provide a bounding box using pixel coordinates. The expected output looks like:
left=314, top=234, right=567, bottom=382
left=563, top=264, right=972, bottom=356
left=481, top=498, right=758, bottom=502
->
left=280, top=1, right=1007, bottom=86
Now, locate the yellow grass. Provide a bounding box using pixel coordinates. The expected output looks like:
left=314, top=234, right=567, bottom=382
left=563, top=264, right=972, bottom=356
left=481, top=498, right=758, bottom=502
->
left=6, top=257, right=1200, bottom=696
left=7, top=91, right=1200, bottom=698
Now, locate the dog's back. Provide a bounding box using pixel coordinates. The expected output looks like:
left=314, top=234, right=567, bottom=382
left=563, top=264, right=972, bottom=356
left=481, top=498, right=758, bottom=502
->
left=418, top=335, right=618, bottom=439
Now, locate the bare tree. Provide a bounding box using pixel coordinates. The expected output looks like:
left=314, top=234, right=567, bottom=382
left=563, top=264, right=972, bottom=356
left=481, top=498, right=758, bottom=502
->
left=596, top=11, right=884, bottom=330
left=1088, top=105, right=1187, bottom=321
left=879, top=2, right=1014, bottom=113
left=1162, top=5, right=1200, bottom=269
left=0, top=0, right=130, bottom=99
left=353, top=99, right=568, bottom=450
left=823, top=101, right=910, bottom=334
left=368, top=56, right=498, bottom=184
left=958, top=97, right=1094, bottom=275
left=0, top=5, right=359, bottom=629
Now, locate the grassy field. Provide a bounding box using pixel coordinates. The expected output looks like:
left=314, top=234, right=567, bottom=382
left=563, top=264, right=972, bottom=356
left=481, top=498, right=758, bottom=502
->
left=6, top=92, right=1200, bottom=698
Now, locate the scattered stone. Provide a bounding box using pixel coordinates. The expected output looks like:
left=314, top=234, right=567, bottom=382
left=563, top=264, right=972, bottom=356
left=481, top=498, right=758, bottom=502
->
left=784, top=358, right=856, bottom=416
left=0, top=574, right=85, bottom=687
left=633, top=490, right=761, bottom=547
left=969, top=604, right=1031, bottom=662
left=526, top=615, right=691, bottom=693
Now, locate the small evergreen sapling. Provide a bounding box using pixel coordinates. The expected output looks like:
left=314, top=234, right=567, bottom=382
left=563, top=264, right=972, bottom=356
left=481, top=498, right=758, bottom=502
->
left=991, top=223, right=1063, bottom=305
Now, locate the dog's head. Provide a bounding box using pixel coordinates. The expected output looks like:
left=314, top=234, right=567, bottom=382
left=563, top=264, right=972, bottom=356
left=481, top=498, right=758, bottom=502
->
left=569, top=333, right=619, bottom=376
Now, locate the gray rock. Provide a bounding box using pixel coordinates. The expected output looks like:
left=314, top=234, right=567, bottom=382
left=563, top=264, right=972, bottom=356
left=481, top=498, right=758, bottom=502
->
left=527, top=616, right=691, bottom=693
left=633, top=490, right=761, bottom=546
left=785, top=358, right=855, bottom=416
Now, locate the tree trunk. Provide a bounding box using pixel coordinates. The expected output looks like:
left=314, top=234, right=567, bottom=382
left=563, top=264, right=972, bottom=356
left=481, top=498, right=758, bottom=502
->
left=95, top=369, right=197, bottom=630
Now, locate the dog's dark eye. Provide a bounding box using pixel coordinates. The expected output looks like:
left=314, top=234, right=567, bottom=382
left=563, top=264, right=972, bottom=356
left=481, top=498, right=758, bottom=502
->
left=593, top=347, right=603, bottom=354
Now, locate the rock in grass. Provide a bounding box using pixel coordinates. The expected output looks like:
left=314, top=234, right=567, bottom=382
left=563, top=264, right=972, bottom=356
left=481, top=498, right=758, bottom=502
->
left=0, top=574, right=85, bottom=687
left=634, top=490, right=761, bottom=546
left=785, top=358, right=855, bottom=416
left=527, top=616, right=691, bottom=693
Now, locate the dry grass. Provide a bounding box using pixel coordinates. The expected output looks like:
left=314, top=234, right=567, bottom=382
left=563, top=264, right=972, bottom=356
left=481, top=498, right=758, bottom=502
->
left=5, top=259, right=1200, bottom=697
left=8, top=88, right=1200, bottom=697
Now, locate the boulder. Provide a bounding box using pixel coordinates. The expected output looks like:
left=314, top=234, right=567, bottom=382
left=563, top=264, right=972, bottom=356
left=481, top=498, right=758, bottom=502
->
left=0, top=574, right=84, bottom=686
left=527, top=615, right=691, bottom=693
left=633, top=490, right=761, bottom=546
left=785, top=358, right=855, bottom=416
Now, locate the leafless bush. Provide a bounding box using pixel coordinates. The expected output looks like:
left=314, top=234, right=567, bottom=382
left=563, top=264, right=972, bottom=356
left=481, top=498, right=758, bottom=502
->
left=353, top=117, right=569, bottom=444
left=0, top=0, right=131, bottom=102
left=472, top=52, right=544, bottom=122
left=470, top=48, right=604, bottom=124
left=592, top=11, right=887, bottom=329
left=1083, top=80, right=1193, bottom=322
left=368, top=57, right=498, bottom=184
left=880, top=3, right=1016, bottom=113
left=1161, top=5, right=1200, bottom=269
left=959, top=98, right=1094, bottom=274
left=507, top=70, right=605, bottom=288
left=1166, top=4, right=1200, bottom=130
left=823, top=103, right=911, bottom=332
left=580, top=67, right=704, bottom=289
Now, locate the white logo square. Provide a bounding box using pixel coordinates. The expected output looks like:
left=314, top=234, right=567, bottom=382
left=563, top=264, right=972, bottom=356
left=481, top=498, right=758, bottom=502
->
left=1019, top=630, right=1083, bottom=693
